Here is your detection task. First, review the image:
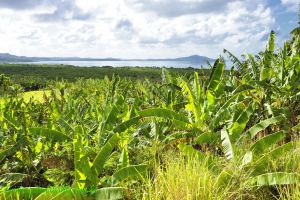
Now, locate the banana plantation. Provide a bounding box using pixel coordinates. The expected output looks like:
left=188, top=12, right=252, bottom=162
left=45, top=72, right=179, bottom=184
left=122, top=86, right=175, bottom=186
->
left=0, top=30, right=299, bottom=199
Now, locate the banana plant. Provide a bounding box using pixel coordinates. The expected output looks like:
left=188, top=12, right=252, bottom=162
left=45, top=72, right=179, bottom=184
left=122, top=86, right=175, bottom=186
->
left=71, top=126, right=147, bottom=189
left=0, top=125, right=147, bottom=199
left=179, top=116, right=299, bottom=189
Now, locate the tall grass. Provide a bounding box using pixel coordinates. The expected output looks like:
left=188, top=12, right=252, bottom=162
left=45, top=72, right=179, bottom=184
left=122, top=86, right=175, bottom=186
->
left=146, top=155, right=219, bottom=200
left=138, top=142, right=300, bottom=200
left=274, top=139, right=300, bottom=200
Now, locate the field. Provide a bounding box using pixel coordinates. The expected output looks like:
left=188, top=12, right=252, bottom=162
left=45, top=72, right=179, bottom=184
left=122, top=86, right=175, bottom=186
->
left=0, top=32, right=299, bottom=200
left=0, top=64, right=208, bottom=91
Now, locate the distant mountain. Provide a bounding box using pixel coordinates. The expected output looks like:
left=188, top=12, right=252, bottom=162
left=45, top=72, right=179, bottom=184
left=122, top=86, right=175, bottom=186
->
left=0, top=53, right=34, bottom=62
left=0, top=53, right=214, bottom=63
left=174, top=55, right=214, bottom=62
left=0, top=53, right=121, bottom=62
left=130, top=55, right=214, bottom=63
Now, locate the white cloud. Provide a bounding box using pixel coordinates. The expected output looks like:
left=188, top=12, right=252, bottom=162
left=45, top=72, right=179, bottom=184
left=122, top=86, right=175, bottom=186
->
left=124, top=0, right=237, bottom=17
left=0, top=0, right=277, bottom=59
left=281, top=0, right=299, bottom=12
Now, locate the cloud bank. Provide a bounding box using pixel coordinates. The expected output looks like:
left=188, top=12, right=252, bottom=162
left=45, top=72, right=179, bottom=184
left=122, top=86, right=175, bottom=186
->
left=0, top=0, right=298, bottom=58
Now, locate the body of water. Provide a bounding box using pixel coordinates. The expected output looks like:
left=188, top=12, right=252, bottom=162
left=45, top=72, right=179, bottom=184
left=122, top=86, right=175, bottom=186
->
left=17, top=60, right=210, bottom=68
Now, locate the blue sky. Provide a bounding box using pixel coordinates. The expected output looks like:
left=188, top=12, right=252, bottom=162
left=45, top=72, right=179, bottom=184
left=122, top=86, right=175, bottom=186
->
left=0, top=0, right=298, bottom=59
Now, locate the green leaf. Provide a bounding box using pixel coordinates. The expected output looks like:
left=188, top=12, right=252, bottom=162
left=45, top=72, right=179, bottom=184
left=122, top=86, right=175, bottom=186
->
left=195, top=132, right=219, bottom=145
left=3, top=114, right=21, bottom=130
left=267, top=30, right=275, bottom=53
left=92, top=133, right=120, bottom=177
left=57, top=118, right=74, bottom=133
left=73, top=126, right=94, bottom=189
left=241, top=151, right=253, bottom=167
left=210, top=93, right=248, bottom=129
left=250, top=172, right=299, bottom=186
left=292, top=123, right=300, bottom=131
left=250, top=131, right=286, bottom=155
left=207, top=59, right=224, bottom=91
left=232, top=84, right=255, bottom=94
left=0, top=138, right=25, bottom=162
left=29, top=127, right=72, bottom=142
left=162, top=68, right=172, bottom=84
left=113, top=117, right=141, bottom=133
left=0, top=146, right=16, bottom=163
left=206, top=90, right=215, bottom=107
left=94, top=187, right=124, bottom=200
left=178, top=143, right=205, bottom=159
left=164, top=131, right=196, bottom=143
left=221, top=128, right=234, bottom=160
left=247, top=115, right=285, bottom=139
left=47, top=190, right=84, bottom=200
left=119, top=148, right=129, bottom=168
left=249, top=80, right=280, bottom=93
left=0, top=173, right=27, bottom=186
left=261, top=31, right=275, bottom=81
left=214, top=169, right=233, bottom=190
left=110, top=165, right=147, bottom=186
left=228, top=103, right=253, bottom=139
left=253, top=142, right=295, bottom=175
left=247, top=54, right=260, bottom=80
left=223, top=49, right=243, bottom=71
left=180, top=78, right=201, bottom=122
left=193, top=72, right=201, bottom=101
left=0, top=187, right=47, bottom=200
left=34, top=188, right=88, bottom=200
left=138, top=108, right=190, bottom=124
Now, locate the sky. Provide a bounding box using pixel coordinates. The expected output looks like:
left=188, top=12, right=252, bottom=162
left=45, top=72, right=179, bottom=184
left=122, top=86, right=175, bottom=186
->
left=0, top=0, right=298, bottom=59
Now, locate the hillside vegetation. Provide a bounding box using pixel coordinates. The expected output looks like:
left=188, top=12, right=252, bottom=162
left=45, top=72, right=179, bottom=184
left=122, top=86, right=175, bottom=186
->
left=0, top=29, right=299, bottom=200
left=0, top=65, right=208, bottom=91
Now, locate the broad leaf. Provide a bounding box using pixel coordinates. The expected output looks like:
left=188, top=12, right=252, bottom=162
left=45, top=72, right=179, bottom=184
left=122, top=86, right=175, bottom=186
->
left=253, top=142, right=295, bottom=175
left=250, top=172, right=299, bottom=186
left=180, top=78, right=201, bottom=122
left=110, top=165, right=147, bottom=186
left=195, top=132, right=219, bottom=144
left=241, top=151, right=253, bottom=167
left=92, top=133, right=120, bottom=177
left=0, top=187, right=47, bottom=200
left=29, top=127, right=72, bottom=142
left=223, top=49, right=243, bottom=70
left=247, top=115, right=285, bottom=139
left=207, top=59, right=224, bottom=91
left=250, top=131, right=286, bottom=155
left=178, top=143, right=205, bottom=159
left=73, top=126, right=95, bottom=189
left=113, top=117, right=141, bottom=133
left=138, top=108, right=190, bottom=124
left=0, top=138, right=26, bottom=162
left=0, top=173, right=27, bottom=186
left=35, top=188, right=88, bottom=200
left=228, top=103, right=254, bottom=139
left=94, top=187, right=123, bottom=200
left=221, top=128, right=234, bottom=160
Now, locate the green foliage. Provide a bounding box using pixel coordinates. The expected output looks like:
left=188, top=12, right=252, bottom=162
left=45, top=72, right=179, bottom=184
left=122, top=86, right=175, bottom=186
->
left=220, top=127, right=234, bottom=160
left=28, top=127, right=72, bottom=142
left=92, top=133, right=120, bottom=178
left=250, top=131, right=286, bottom=155
left=138, top=108, right=190, bottom=124
left=110, top=165, right=147, bottom=186
left=250, top=172, right=300, bottom=186
left=248, top=115, right=285, bottom=139
left=0, top=28, right=299, bottom=199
